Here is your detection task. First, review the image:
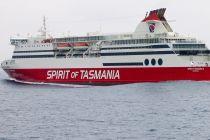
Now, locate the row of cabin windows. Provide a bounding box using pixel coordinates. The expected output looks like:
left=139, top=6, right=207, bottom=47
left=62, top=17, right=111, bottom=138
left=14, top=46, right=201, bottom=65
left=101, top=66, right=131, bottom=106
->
left=164, top=39, right=189, bottom=43
left=101, top=46, right=149, bottom=50
left=175, top=50, right=210, bottom=55
left=110, top=39, right=160, bottom=45
left=101, top=45, right=169, bottom=50
left=11, top=40, right=28, bottom=44
left=54, top=36, right=105, bottom=42
left=111, top=39, right=198, bottom=45
left=14, top=50, right=54, bottom=53
left=12, top=55, right=54, bottom=59
left=18, top=44, right=51, bottom=48
left=173, top=44, right=206, bottom=49
left=14, top=48, right=88, bottom=54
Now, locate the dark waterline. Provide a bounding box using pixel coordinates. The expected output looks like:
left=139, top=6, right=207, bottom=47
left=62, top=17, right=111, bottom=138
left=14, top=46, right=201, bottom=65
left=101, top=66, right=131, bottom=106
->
left=0, top=70, right=210, bottom=140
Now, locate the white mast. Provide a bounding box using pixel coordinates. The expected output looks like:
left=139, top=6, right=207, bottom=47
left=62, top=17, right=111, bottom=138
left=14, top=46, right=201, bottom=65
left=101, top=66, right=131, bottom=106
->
left=41, top=16, right=47, bottom=39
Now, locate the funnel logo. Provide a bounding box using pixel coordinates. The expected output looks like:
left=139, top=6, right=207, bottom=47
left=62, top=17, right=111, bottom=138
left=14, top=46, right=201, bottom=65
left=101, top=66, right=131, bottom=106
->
left=149, top=23, right=156, bottom=33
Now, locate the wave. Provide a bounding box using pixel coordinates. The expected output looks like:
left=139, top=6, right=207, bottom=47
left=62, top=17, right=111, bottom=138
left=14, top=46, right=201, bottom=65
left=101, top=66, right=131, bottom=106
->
left=5, top=78, right=91, bottom=88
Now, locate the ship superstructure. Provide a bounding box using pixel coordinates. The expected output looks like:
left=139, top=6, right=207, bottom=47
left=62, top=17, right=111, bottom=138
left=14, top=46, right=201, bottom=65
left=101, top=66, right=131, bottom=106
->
left=2, top=8, right=210, bottom=84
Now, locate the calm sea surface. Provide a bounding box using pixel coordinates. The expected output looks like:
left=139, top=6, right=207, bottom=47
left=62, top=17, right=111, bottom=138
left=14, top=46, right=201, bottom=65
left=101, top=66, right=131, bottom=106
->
left=1, top=69, right=210, bottom=140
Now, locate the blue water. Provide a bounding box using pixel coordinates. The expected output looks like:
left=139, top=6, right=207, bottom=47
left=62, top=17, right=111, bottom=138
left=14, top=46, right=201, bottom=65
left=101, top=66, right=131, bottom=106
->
left=1, top=70, right=210, bottom=140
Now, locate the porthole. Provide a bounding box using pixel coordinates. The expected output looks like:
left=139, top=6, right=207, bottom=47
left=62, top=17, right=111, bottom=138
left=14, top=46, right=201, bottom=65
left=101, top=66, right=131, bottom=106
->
left=151, top=59, right=156, bottom=66
left=144, top=59, right=149, bottom=66
left=158, top=58, right=163, bottom=65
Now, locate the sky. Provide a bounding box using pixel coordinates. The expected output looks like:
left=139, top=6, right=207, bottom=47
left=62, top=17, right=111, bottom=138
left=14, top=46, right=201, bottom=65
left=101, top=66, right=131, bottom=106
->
left=0, top=0, right=210, bottom=61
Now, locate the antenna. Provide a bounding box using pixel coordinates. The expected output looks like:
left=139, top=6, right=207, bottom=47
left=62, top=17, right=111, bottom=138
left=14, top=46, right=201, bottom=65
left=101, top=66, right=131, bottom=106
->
left=41, top=16, right=47, bottom=39
left=43, top=16, right=46, bottom=32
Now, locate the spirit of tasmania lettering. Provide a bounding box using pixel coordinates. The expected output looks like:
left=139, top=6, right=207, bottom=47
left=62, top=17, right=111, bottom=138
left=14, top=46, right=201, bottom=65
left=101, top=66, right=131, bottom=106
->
left=47, top=70, right=71, bottom=80
left=80, top=70, right=120, bottom=80
left=46, top=69, right=120, bottom=80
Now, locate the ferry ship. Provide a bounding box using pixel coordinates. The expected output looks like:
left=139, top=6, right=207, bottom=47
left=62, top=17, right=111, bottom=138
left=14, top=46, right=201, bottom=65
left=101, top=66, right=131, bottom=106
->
left=2, top=8, right=210, bottom=85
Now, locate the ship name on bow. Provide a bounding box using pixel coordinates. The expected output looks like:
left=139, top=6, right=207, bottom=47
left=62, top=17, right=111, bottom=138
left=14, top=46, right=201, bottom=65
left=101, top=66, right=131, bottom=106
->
left=47, top=70, right=120, bottom=80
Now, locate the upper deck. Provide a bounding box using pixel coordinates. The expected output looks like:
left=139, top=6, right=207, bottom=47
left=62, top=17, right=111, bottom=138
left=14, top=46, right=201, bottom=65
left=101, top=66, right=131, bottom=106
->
left=9, top=8, right=209, bottom=59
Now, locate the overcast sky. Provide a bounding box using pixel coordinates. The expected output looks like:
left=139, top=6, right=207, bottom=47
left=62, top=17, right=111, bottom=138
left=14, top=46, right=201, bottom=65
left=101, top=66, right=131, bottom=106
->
left=0, top=0, right=209, bottom=61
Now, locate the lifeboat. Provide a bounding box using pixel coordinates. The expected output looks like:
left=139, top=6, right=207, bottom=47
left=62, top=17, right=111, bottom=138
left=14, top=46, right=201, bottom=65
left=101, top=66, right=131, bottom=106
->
left=55, top=43, right=72, bottom=50
left=70, top=42, right=90, bottom=50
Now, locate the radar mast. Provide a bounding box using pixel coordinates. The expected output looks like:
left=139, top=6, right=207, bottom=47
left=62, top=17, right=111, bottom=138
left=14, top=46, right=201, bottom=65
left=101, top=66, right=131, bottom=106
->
left=41, top=16, right=47, bottom=39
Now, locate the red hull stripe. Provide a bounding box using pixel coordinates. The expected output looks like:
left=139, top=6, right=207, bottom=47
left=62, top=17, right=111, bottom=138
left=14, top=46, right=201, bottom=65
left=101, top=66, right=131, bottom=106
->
left=3, top=67, right=210, bottom=84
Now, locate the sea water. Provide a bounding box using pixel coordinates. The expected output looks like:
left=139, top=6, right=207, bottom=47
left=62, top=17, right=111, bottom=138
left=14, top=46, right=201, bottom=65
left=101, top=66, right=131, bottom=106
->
left=0, top=69, right=210, bottom=140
